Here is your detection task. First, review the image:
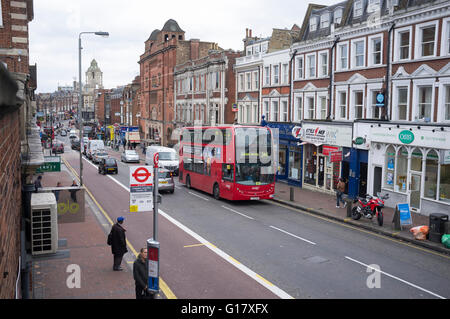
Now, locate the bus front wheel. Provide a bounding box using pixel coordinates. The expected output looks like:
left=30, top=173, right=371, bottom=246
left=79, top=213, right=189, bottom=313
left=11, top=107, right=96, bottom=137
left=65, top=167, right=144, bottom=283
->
left=213, top=183, right=220, bottom=200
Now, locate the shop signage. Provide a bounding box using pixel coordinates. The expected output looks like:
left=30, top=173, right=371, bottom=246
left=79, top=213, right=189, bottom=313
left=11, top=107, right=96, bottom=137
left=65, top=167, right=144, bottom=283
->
left=367, top=125, right=448, bottom=149
left=398, top=130, right=414, bottom=144
left=301, top=123, right=352, bottom=147
left=291, top=126, right=302, bottom=139
left=397, top=203, right=412, bottom=226
left=322, top=145, right=339, bottom=156
left=354, top=137, right=365, bottom=145
left=329, top=151, right=343, bottom=162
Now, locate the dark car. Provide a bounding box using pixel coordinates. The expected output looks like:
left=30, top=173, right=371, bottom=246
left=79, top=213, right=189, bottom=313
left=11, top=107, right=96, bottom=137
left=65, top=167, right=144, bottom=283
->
left=71, top=140, right=80, bottom=151
left=52, top=141, right=64, bottom=154
left=98, top=157, right=118, bottom=175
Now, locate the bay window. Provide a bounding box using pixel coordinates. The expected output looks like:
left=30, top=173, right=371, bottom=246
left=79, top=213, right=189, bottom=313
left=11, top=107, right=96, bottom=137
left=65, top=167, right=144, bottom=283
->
left=271, top=101, right=279, bottom=121
left=307, top=54, right=316, bottom=78
left=397, top=87, right=408, bottom=121
left=296, top=57, right=304, bottom=79
left=417, top=86, right=432, bottom=121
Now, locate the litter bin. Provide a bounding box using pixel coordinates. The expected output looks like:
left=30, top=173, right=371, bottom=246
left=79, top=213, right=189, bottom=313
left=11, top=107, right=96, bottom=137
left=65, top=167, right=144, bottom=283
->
left=429, top=213, right=449, bottom=243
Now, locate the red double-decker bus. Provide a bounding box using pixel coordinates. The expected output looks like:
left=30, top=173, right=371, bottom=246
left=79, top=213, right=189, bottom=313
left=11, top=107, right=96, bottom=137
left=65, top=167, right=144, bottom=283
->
left=178, top=125, right=275, bottom=200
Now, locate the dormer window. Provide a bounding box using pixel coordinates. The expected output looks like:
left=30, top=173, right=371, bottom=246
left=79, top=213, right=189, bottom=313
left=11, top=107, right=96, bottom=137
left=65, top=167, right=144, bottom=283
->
left=334, top=8, right=343, bottom=24
left=321, top=13, right=330, bottom=28
left=354, top=0, right=363, bottom=17
left=310, top=16, right=318, bottom=31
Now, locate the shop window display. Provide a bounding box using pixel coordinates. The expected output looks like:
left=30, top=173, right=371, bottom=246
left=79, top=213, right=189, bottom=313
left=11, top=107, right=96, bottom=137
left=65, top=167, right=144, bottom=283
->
left=385, top=145, right=395, bottom=189
left=396, top=147, right=408, bottom=192
left=304, top=144, right=317, bottom=185
left=440, top=162, right=450, bottom=203
left=289, top=149, right=301, bottom=180
left=425, top=150, right=438, bottom=200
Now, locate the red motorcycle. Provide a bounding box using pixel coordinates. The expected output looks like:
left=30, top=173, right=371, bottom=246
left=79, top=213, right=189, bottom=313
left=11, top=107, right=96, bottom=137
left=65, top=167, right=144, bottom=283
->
left=351, top=193, right=389, bottom=226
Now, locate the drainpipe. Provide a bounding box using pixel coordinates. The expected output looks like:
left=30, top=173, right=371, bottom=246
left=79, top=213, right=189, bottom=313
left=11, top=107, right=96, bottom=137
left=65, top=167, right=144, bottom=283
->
left=384, top=23, right=395, bottom=121
left=327, top=36, right=340, bottom=120
left=289, top=49, right=297, bottom=122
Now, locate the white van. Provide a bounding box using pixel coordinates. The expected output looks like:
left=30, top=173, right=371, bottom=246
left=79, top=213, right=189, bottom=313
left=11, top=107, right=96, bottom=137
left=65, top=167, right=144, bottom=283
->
left=87, top=140, right=105, bottom=160
left=145, top=146, right=179, bottom=175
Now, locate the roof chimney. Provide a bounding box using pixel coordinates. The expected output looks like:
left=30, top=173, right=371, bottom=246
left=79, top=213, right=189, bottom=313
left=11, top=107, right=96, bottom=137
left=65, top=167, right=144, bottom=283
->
left=246, top=28, right=248, bottom=38
left=249, top=29, right=252, bottom=38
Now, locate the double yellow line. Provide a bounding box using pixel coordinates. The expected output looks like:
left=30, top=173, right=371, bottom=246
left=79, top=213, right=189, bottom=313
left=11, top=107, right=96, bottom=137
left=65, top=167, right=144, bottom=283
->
left=62, top=156, right=177, bottom=299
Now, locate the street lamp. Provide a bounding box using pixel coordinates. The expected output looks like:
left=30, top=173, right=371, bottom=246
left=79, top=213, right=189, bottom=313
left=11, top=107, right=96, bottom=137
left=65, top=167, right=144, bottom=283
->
left=78, top=31, right=109, bottom=186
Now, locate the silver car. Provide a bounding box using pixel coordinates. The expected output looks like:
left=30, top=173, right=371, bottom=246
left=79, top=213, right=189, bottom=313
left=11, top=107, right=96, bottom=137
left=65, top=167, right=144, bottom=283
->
left=158, top=168, right=174, bottom=193
left=92, top=149, right=109, bottom=164
left=121, top=150, right=140, bottom=163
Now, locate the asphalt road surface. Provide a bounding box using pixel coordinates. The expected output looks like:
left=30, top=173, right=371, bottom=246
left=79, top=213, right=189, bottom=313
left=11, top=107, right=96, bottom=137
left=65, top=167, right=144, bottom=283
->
left=56, top=126, right=450, bottom=299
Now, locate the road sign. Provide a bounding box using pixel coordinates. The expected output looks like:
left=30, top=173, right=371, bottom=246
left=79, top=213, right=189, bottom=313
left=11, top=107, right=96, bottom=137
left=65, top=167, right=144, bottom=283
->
left=36, top=156, right=61, bottom=173
left=153, top=153, right=159, bottom=168
left=129, top=166, right=153, bottom=212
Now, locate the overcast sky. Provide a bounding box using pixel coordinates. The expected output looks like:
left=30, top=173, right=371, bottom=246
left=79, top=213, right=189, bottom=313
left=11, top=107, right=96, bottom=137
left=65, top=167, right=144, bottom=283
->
left=29, top=0, right=340, bottom=93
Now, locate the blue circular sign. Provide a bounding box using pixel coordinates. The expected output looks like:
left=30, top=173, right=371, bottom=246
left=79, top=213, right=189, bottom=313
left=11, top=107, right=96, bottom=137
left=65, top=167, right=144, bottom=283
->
left=376, top=93, right=384, bottom=104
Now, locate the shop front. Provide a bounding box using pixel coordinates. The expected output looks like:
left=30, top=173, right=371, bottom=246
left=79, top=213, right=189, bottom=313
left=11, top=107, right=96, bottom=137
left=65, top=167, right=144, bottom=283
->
left=299, top=122, right=353, bottom=195
left=355, top=122, right=450, bottom=216
left=267, top=122, right=303, bottom=186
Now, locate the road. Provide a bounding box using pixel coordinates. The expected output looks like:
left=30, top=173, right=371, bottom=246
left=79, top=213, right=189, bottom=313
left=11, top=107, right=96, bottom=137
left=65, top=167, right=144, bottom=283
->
left=55, top=126, right=450, bottom=299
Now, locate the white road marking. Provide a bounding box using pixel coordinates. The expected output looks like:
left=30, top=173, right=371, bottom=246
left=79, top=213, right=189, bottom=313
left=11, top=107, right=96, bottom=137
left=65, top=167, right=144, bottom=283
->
left=159, top=210, right=293, bottom=299
left=269, top=225, right=316, bottom=245
left=79, top=158, right=292, bottom=299
left=188, top=191, right=209, bottom=201
left=221, top=205, right=254, bottom=220
left=345, top=256, right=446, bottom=299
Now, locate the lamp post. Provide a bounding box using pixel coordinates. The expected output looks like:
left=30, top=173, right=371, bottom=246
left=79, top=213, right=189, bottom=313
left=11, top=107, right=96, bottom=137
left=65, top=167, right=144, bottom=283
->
left=78, top=31, right=109, bottom=186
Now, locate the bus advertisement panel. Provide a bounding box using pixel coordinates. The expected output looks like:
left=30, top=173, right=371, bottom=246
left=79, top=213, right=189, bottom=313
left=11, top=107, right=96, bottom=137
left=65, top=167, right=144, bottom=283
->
left=179, top=125, right=276, bottom=201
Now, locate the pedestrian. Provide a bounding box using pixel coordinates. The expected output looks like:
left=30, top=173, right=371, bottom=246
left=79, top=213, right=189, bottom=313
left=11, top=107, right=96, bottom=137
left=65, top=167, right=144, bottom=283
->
left=110, top=216, right=128, bottom=271
left=53, top=182, right=62, bottom=201
left=69, top=180, right=78, bottom=202
left=34, top=176, right=43, bottom=193
left=133, top=248, right=148, bottom=299
left=336, top=178, right=347, bottom=208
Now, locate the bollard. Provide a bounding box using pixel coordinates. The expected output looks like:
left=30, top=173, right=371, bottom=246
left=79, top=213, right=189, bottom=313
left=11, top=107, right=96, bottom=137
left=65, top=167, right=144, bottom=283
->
left=290, top=187, right=294, bottom=202
left=346, top=199, right=352, bottom=218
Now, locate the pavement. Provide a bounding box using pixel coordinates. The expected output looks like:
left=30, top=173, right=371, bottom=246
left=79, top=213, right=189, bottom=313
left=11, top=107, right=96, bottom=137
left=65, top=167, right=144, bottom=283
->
left=29, top=143, right=449, bottom=299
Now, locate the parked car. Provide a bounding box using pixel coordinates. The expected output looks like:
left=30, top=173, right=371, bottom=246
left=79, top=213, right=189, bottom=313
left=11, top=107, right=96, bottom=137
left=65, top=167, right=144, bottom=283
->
left=121, top=150, right=140, bottom=163
left=98, top=157, right=118, bottom=175
left=158, top=168, right=174, bottom=193
left=71, top=140, right=80, bottom=151
left=92, top=149, right=109, bottom=164
left=52, top=141, right=64, bottom=154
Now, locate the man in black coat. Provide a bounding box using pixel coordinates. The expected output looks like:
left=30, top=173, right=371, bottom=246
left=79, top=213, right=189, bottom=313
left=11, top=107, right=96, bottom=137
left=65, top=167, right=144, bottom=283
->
left=133, top=248, right=148, bottom=299
left=111, top=216, right=128, bottom=271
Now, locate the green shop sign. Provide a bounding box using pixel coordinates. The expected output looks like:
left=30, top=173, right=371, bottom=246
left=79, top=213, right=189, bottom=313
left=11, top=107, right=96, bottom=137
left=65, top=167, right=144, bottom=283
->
left=36, top=156, right=61, bottom=173
left=398, top=130, right=414, bottom=144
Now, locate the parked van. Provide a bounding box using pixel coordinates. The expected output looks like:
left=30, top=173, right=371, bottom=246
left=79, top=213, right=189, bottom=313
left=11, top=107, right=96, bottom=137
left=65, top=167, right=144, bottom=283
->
left=87, top=140, right=105, bottom=160
left=145, top=146, right=179, bottom=175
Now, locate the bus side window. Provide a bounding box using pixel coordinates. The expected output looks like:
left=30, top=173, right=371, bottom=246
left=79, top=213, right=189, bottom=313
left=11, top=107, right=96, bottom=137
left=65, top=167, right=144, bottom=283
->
left=222, top=164, right=234, bottom=182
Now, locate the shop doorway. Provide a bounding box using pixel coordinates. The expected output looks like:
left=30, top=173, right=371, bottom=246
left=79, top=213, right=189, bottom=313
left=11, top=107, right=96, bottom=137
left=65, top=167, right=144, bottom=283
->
left=359, top=162, right=368, bottom=197
left=410, top=172, right=421, bottom=211
left=318, top=156, right=325, bottom=187
left=341, top=161, right=349, bottom=194
left=373, top=166, right=382, bottom=196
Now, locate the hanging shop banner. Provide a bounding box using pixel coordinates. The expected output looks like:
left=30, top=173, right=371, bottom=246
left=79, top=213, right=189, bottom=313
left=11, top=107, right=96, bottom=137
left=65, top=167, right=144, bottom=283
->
left=129, top=166, right=154, bottom=212
left=329, top=151, right=343, bottom=162
left=301, top=123, right=353, bottom=147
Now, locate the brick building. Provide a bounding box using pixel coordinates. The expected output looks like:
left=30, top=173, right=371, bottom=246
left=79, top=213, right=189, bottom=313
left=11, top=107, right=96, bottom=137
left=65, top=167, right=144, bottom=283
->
left=139, top=19, right=219, bottom=146
left=0, top=0, right=42, bottom=299
left=174, top=49, right=240, bottom=128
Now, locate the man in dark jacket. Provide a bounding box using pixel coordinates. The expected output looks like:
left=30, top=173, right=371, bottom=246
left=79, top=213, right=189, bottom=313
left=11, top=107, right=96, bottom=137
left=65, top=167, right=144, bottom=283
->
left=111, top=216, right=128, bottom=271
left=133, top=248, right=148, bottom=299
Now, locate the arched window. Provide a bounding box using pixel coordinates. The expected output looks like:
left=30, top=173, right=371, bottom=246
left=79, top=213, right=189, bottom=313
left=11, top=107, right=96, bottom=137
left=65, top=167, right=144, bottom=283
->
left=425, top=150, right=438, bottom=199
left=385, top=145, right=395, bottom=189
